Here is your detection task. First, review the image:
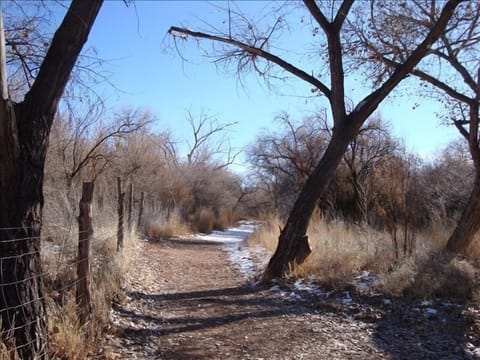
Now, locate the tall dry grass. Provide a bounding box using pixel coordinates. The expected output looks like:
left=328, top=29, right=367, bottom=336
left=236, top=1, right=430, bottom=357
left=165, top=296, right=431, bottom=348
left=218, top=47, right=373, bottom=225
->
left=249, top=215, right=479, bottom=298
left=189, top=207, right=238, bottom=234
left=37, top=188, right=139, bottom=358
left=45, top=225, right=137, bottom=359
left=144, top=208, right=191, bottom=239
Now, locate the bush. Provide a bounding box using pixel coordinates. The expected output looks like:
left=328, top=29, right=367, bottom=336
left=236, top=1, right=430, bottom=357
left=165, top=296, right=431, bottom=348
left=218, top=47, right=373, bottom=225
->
left=190, top=207, right=215, bottom=234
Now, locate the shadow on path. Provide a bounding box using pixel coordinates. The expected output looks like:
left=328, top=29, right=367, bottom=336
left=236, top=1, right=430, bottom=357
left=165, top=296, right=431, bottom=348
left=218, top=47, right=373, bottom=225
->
left=115, top=284, right=315, bottom=338
left=109, top=236, right=480, bottom=359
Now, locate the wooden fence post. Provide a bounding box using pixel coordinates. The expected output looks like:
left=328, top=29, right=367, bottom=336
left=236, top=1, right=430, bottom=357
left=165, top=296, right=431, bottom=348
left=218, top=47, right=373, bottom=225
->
left=117, top=177, right=124, bottom=251
left=137, top=191, right=144, bottom=230
left=127, top=183, right=133, bottom=231
left=77, top=182, right=94, bottom=324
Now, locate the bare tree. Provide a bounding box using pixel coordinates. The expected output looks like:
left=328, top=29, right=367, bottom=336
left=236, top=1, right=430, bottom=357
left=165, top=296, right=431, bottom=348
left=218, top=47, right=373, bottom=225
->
left=3, top=1, right=112, bottom=103
left=185, top=109, right=239, bottom=170
left=343, top=116, right=398, bottom=223
left=420, top=140, right=474, bottom=226
left=346, top=0, right=480, bottom=254
left=169, top=0, right=461, bottom=279
left=247, top=111, right=330, bottom=216
left=0, top=2, right=102, bottom=357
left=53, top=107, right=150, bottom=188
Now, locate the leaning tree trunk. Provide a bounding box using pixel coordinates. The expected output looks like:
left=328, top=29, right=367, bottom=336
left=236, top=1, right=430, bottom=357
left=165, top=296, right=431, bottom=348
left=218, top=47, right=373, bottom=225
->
left=446, top=172, right=480, bottom=254
left=264, top=129, right=354, bottom=280
left=0, top=2, right=102, bottom=358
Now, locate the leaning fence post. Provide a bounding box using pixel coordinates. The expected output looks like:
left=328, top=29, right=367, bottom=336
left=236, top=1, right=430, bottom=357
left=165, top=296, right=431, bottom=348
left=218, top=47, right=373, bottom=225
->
left=127, top=183, right=133, bottom=231
left=137, top=191, right=144, bottom=231
left=77, top=181, right=94, bottom=324
left=117, top=177, right=124, bottom=251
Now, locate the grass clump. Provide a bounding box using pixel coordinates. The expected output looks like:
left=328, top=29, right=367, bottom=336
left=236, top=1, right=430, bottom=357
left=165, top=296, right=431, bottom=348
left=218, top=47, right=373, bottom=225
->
left=144, top=209, right=191, bottom=240
left=378, top=254, right=476, bottom=300
left=189, top=207, right=238, bottom=234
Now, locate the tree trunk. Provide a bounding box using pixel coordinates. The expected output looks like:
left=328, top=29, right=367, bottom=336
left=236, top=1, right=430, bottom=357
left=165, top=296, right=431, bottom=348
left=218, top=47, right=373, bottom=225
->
left=137, top=191, right=144, bottom=231
left=264, top=129, right=354, bottom=280
left=117, top=177, right=124, bottom=251
left=77, top=182, right=94, bottom=325
left=446, top=172, right=480, bottom=253
left=127, top=183, right=133, bottom=231
left=0, top=2, right=102, bottom=358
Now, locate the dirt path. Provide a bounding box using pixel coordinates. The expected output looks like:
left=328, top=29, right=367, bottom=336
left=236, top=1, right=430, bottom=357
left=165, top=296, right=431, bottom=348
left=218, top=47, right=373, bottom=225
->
left=103, top=234, right=480, bottom=359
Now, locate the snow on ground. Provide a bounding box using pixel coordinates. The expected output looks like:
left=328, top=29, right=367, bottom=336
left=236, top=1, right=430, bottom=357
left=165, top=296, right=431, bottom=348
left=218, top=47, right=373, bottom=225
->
left=191, top=222, right=380, bottom=297
left=188, top=222, right=480, bottom=344
left=188, top=220, right=268, bottom=281
left=193, top=220, right=260, bottom=244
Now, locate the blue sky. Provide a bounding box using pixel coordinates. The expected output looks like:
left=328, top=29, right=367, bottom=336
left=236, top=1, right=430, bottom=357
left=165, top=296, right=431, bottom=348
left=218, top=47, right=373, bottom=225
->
left=80, top=1, right=459, bottom=170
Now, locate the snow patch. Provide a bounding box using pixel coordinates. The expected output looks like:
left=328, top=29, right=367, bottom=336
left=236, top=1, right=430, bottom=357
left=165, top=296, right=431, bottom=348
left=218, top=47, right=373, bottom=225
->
left=293, top=279, right=328, bottom=298
left=193, top=220, right=260, bottom=244
left=189, top=220, right=266, bottom=281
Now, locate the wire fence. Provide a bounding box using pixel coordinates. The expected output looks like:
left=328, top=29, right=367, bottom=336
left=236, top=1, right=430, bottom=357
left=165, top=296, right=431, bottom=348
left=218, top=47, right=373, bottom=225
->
left=0, top=179, right=143, bottom=358
left=0, top=223, right=124, bottom=359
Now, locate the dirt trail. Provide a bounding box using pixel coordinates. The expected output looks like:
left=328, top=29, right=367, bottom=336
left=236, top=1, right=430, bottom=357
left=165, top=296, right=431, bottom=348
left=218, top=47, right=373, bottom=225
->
left=103, top=235, right=479, bottom=360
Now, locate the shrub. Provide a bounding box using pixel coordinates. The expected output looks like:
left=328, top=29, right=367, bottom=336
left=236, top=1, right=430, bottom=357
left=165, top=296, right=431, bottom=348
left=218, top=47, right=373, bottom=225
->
left=378, top=254, right=476, bottom=300
left=190, top=207, right=215, bottom=234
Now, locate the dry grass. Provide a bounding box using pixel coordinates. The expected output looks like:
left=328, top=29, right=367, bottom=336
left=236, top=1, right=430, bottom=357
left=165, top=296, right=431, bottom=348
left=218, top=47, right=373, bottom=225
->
left=378, top=255, right=477, bottom=300
left=249, top=215, right=479, bottom=298
left=246, top=216, right=281, bottom=253
left=44, top=224, right=138, bottom=358
left=213, top=207, right=238, bottom=231
left=190, top=207, right=215, bottom=234
left=297, top=218, right=394, bottom=288
left=189, top=207, right=238, bottom=234
left=144, top=209, right=191, bottom=239
left=378, top=228, right=479, bottom=299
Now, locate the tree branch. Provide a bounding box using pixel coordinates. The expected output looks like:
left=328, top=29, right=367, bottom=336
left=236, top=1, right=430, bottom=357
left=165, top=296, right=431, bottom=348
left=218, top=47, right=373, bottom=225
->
left=22, top=0, right=103, bottom=123
left=303, top=0, right=331, bottom=32
left=168, top=26, right=331, bottom=99
left=351, top=0, right=462, bottom=125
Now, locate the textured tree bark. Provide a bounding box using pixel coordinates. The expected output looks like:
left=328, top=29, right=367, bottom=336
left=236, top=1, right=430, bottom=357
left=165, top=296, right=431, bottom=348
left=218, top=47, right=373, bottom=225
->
left=446, top=172, right=480, bottom=253
left=0, top=2, right=102, bottom=358
left=264, top=129, right=354, bottom=280
left=77, top=182, right=94, bottom=325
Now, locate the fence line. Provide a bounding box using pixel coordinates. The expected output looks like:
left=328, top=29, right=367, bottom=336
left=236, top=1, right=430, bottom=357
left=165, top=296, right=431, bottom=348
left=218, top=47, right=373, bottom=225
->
left=0, top=179, right=144, bottom=358
left=0, top=231, right=105, bottom=358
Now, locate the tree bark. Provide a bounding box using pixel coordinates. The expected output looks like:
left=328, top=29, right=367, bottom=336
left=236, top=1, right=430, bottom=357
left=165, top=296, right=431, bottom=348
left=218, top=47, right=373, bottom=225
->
left=263, top=0, right=460, bottom=280
left=264, top=128, right=354, bottom=280
left=77, top=182, right=94, bottom=325
left=0, top=2, right=102, bottom=358
left=446, top=172, right=480, bottom=253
